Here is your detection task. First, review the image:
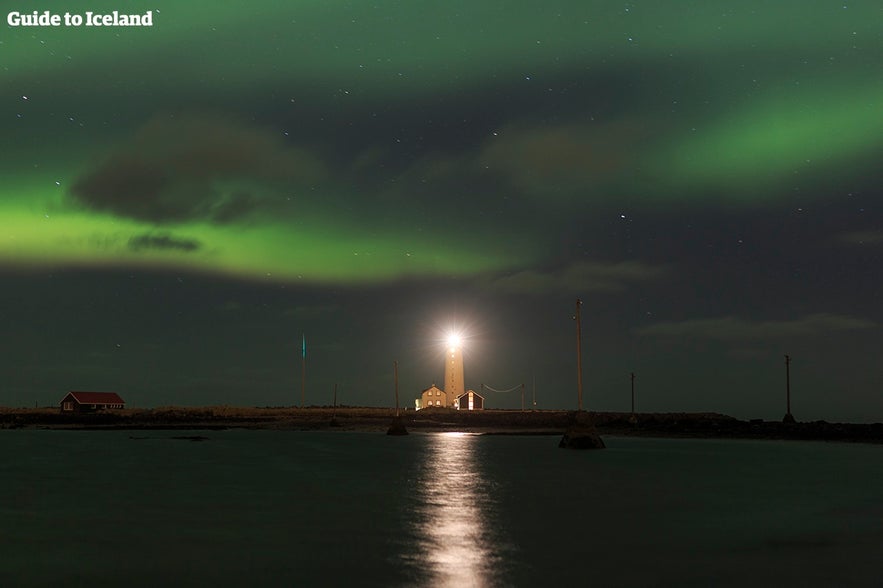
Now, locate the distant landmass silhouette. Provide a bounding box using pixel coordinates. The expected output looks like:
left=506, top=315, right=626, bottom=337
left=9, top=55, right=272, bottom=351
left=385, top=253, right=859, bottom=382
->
left=1, top=406, right=881, bottom=444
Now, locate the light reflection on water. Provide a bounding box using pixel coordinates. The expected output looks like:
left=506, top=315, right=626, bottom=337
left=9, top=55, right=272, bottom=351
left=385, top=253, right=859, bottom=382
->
left=3, top=431, right=882, bottom=587
left=406, top=432, right=501, bottom=587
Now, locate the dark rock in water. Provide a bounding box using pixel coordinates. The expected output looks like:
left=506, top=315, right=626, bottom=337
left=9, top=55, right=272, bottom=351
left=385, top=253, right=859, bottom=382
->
left=386, top=416, right=408, bottom=436
left=559, top=428, right=606, bottom=449
left=559, top=411, right=605, bottom=449
left=782, top=413, right=796, bottom=424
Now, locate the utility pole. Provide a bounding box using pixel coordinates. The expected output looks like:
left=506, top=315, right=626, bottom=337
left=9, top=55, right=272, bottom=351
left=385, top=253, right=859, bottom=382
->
left=559, top=297, right=605, bottom=450
left=631, top=372, right=636, bottom=415
left=386, top=360, right=407, bottom=435
left=521, top=383, right=525, bottom=412
left=301, top=334, right=306, bottom=408
left=783, top=354, right=795, bottom=423
left=532, top=371, right=537, bottom=409
left=575, top=298, right=584, bottom=412
left=394, top=360, right=400, bottom=417
left=329, top=383, right=340, bottom=427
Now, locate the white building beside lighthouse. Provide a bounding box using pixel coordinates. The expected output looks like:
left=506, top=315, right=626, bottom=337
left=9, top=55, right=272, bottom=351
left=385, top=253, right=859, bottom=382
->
left=415, top=333, right=484, bottom=410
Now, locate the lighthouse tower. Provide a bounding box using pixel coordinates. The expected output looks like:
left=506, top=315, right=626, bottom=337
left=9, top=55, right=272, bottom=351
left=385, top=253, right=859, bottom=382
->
left=444, top=335, right=465, bottom=407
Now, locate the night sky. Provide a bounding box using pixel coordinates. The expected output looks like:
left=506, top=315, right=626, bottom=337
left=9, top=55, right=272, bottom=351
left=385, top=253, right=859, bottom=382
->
left=2, top=1, right=880, bottom=421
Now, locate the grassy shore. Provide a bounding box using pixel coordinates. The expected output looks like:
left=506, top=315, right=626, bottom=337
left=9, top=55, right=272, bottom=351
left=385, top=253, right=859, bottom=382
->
left=1, top=406, right=882, bottom=443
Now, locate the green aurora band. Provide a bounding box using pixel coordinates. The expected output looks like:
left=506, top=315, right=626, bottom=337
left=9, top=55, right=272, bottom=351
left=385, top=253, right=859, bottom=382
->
left=2, top=0, right=880, bottom=282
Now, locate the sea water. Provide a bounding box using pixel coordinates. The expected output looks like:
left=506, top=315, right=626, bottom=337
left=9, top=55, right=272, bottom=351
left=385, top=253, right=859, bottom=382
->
left=1, top=430, right=881, bottom=587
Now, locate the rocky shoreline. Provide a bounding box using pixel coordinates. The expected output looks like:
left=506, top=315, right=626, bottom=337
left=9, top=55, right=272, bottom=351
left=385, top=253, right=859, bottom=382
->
left=1, top=407, right=882, bottom=444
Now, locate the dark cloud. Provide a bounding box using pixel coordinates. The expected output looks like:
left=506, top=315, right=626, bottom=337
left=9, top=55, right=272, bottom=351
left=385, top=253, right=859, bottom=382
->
left=477, top=120, right=653, bottom=199
left=128, top=233, right=201, bottom=253
left=207, top=191, right=262, bottom=224
left=481, top=260, right=668, bottom=294
left=70, top=113, right=326, bottom=224
left=71, top=157, right=177, bottom=222
left=283, top=304, right=341, bottom=320
left=635, top=314, right=877, bottom=341
left=56, top=233, right=123, bottom=252
left=836, top=230, right=883, bottom=247
left=215, top=301, right=242, bottom=313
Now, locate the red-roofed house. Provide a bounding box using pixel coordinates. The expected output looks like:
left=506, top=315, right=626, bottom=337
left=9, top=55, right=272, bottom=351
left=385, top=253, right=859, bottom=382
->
left=60, top=391, right=126, bottom=412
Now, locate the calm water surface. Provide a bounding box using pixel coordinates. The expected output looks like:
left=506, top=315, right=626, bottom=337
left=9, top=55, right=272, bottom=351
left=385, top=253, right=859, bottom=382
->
left=1, top=430, right=881, bottom=587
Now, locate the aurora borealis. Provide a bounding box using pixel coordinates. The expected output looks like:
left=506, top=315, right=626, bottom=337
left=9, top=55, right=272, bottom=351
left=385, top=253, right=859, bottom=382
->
left=2, top=1, right=880, bottom=420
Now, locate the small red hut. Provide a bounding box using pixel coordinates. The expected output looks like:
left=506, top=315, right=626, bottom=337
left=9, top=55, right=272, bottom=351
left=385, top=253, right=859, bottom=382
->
left=60, top=391, right=126, bottom=412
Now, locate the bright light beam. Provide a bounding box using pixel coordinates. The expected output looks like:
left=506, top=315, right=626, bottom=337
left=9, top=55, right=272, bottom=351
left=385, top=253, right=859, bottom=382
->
left=446, top=332, right=463, bottom=349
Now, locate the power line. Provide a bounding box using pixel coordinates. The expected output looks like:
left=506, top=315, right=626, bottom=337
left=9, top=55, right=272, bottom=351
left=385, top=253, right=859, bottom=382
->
left=480, top=383, right=523, bottom=394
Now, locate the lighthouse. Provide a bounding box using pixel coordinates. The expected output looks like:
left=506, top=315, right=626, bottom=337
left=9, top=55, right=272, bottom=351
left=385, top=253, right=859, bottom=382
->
left=444, top=333, right=465, bottom=406
left=416, top=330, right=483, bottom=410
